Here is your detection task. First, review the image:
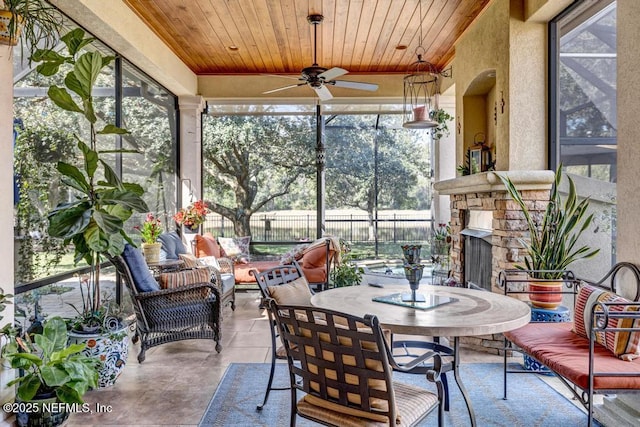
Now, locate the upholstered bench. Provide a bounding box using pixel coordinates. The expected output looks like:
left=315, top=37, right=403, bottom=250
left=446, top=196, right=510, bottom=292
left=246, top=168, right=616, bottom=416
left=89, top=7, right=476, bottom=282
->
left=502, top=262, right=640, bottom=427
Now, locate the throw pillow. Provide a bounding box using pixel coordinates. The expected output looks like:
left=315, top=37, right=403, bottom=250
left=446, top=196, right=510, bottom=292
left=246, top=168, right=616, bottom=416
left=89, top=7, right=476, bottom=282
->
left=195, top=233, right=223, bottom=258
left=197, top=256, right=221, bottom=270
left=301, top=245, right=328, bottom=269
left=219, top=236, right=251, bottom=262
left=158, top=231, right=188, bottom=260
left=178, top=253, right=198, bottom=268
left=573, top=283, right=640, bottom=360
left=267, top=276, right=312, bottom=306
left=121, top=244, right=160, bottom=293
left=158, top=267, right=211, bottom=289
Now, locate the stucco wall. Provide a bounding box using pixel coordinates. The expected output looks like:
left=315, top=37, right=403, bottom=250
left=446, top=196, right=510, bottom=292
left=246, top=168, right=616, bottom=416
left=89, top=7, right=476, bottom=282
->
left=454, top=0, right=549, bottom=172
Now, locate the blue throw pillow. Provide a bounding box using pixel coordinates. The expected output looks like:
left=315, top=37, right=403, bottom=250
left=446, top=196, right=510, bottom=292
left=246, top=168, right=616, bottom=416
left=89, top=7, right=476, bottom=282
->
left=122, top=244, right=160, bottom=293
left=158, top=232, right=188, bottom=259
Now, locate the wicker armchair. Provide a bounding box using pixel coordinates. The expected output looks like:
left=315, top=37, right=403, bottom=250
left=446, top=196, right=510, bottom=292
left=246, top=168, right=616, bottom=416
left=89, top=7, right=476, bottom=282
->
left=253, top=262, right=310, bottom=410
left=110, top=254, right=222, bottom=363
left=270, top=300, right=444, bottom=427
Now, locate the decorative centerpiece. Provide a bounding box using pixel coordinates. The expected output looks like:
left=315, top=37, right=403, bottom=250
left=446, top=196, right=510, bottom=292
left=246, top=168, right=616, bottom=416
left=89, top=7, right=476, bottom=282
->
left=136, top=213, right=163, bottom=263
left=173, top=199, right=210, bottom=233
left=401, top=244, right=425, bottom=302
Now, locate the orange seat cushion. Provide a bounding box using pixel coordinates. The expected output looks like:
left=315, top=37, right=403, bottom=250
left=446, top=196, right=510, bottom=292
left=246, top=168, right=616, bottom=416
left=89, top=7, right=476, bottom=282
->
left=505, top=322, right=640, bottom=390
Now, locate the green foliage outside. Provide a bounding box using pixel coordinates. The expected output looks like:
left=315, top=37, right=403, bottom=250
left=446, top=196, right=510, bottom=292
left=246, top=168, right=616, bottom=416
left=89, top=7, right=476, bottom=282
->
left=203, top=113, right=432, bottom=242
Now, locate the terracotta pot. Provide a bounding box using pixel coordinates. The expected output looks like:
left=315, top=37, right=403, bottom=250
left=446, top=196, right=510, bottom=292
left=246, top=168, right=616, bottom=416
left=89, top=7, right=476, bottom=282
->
left=0, top=10, right=23, bottom=46
left=412, top=105, right=428, bottom=121
left=528, top=280, right=563, bottom=309
left=141, top=242, right=162, bottom=264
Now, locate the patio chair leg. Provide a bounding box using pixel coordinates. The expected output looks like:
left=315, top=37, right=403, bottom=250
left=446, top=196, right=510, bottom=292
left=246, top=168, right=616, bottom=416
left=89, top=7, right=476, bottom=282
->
left=257, top=339, right=278, bottom=410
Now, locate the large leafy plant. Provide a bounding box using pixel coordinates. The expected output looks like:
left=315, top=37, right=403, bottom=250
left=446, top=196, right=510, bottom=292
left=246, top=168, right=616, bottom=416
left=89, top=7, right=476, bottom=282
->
left=2, top=317, right=98, bottom=403
left=499, top=165, right=599, bottom=279
left=31, top=29, right=148, bottom=331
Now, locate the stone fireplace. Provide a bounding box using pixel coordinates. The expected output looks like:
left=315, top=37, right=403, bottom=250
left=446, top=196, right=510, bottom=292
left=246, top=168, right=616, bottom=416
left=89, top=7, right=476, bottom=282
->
left=434, top=171, right=554, bottom=353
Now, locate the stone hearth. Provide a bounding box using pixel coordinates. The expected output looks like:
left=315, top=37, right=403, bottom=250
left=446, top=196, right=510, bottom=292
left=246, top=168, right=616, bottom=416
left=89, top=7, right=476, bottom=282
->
left=434, top=171, right=554, bottom=353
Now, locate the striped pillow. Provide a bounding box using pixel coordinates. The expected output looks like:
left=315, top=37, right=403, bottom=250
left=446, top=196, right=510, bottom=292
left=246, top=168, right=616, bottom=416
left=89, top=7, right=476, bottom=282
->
left=158, top=268, right=211, bottom=289
left=573, top=283, right=640, bottom=360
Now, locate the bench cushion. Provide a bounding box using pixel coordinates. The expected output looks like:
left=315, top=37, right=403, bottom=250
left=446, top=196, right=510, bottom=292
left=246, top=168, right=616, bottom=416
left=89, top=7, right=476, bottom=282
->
left=573, top=284, right=640, bottom=360
left=505, top=322, right=640, bottom=390
left=234, top=260, right=280, bottom=283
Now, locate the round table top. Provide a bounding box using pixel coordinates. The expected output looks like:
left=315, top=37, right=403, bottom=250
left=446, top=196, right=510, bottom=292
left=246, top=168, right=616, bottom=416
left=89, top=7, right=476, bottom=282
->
left=310, top=284, right=531, bottom=336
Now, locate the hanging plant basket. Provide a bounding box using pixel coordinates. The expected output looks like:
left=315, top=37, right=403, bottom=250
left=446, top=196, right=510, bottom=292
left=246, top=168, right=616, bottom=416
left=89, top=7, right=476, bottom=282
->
left=0, top=10, right=23, bottom=46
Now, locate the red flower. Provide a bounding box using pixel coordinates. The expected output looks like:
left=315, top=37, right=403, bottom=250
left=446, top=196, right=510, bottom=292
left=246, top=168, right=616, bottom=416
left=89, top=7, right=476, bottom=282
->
left=173, top=200, right=210, bottom=228
left=87, top=339, right=97, bottom=348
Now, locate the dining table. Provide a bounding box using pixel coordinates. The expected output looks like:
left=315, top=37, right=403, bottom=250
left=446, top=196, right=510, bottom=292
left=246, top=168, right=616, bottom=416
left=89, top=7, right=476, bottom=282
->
left=310, top=283, right=531, bottom=427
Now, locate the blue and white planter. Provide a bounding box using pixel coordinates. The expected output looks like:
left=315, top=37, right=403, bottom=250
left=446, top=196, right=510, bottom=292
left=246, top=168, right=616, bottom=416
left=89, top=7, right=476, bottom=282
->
left=68, top=325, right=129, bottom=388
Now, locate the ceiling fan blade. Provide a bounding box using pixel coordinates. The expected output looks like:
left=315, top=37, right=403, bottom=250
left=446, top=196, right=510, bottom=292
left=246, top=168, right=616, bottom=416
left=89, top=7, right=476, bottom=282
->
left=261, top=73, right=303, bottom=81
left=313, top=85, right=333, bottom=101
left=262, top=83, right=306, bottom=95
left=331, top=80, right=379, bottom=91
left=319, top=67, right=348, bottom=81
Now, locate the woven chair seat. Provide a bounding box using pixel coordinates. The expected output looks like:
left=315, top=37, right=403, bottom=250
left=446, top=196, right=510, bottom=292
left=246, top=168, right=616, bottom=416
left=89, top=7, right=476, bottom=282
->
left=298, top=381, right=439, bottom=427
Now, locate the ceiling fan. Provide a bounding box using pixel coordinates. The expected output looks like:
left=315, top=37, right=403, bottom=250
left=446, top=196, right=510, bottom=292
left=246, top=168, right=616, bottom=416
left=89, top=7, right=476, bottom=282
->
left=263, top=14, right=379, bottom=101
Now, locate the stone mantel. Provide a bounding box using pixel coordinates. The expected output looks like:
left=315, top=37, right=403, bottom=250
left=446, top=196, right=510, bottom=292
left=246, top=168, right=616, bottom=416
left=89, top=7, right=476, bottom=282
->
left=434, top=171, right=555, bottom=195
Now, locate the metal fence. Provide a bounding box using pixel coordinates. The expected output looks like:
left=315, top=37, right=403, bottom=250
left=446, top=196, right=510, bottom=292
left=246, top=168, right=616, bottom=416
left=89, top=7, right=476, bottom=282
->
left=202, top=212, right=432, bottom=246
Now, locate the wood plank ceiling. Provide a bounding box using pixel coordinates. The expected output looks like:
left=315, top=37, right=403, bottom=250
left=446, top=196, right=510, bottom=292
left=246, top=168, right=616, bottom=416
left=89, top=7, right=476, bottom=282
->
left=122, top=0, right=492, bottom=76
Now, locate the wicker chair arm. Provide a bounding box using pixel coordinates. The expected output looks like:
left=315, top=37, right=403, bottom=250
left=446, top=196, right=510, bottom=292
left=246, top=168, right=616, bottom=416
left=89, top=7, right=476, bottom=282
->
left=217, top=257, right=235, bottom=274
left=134, top=282, right=219, bottom=301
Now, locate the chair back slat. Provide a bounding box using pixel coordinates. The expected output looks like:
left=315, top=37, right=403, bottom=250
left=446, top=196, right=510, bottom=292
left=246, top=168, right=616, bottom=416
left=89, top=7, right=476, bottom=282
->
left=254, top=261, right=307, bottom=299
left=270, top=301, right=397, bottom=423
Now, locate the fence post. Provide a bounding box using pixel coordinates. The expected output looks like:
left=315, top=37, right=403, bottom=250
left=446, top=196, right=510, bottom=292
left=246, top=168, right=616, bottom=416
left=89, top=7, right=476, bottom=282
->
left=393, top=213, right=397, bottom=243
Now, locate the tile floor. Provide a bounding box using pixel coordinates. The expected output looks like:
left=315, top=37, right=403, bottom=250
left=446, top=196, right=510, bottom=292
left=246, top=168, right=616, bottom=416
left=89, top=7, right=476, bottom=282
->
left=50, top=290, right=578, bottom=426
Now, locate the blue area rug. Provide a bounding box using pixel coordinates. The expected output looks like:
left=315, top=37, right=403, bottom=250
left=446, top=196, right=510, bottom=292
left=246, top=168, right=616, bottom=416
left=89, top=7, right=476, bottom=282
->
left=199, top=362, right=593, bottom=426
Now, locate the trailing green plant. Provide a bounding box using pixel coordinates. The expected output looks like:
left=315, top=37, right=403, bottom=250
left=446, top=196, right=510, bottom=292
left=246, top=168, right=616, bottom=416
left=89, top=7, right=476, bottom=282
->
left=498, top=165, right=599, bottom=279
left=31, top=28, right=148, bottom=332
left=430, top=108, right=453, bottom=140
left=0, top=286, right=14, bottom=337
left=1, top=316, right=98, bottom=403
left=1, top=0, right=62, bottom=62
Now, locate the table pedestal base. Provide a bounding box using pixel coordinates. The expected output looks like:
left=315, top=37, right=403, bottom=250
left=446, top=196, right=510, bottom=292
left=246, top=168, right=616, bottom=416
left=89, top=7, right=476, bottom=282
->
left=401, top=292, right=426, bottom=302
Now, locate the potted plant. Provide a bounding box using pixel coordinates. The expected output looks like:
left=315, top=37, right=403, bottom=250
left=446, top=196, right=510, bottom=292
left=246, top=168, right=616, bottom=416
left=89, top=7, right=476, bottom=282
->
left=2, top=316, right=99, bottom=427
left=329, top=240, right=362, bottom=287
left=499, top=165, right=599, bottom=308
left=0, top=0, right=61, bottom=60
left=31, top=28, right=149, bottom=387
left=135, top=213, right=163, bottom=264
left=173, top=199, right=210, bottom=233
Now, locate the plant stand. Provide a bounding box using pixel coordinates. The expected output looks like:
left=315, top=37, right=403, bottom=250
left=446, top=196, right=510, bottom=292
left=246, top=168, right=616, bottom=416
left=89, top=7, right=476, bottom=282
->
left=523, top=305, right=571, bottom=373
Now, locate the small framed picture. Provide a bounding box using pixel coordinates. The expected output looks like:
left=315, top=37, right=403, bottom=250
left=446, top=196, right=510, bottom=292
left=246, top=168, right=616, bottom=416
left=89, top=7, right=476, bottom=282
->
left=469, top=148, right=482, bottom=174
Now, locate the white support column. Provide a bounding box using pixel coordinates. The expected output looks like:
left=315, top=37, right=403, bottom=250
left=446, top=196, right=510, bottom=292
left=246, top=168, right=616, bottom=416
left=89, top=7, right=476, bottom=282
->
left=432, top=96, right=456, bottom=227
left=178, top=95, right=206, bottom=203
left=178, top=96, right=206, bottom=250
left=596, top=0, right=640, bottom=423
left=0, top=45, right=16, bottom=423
